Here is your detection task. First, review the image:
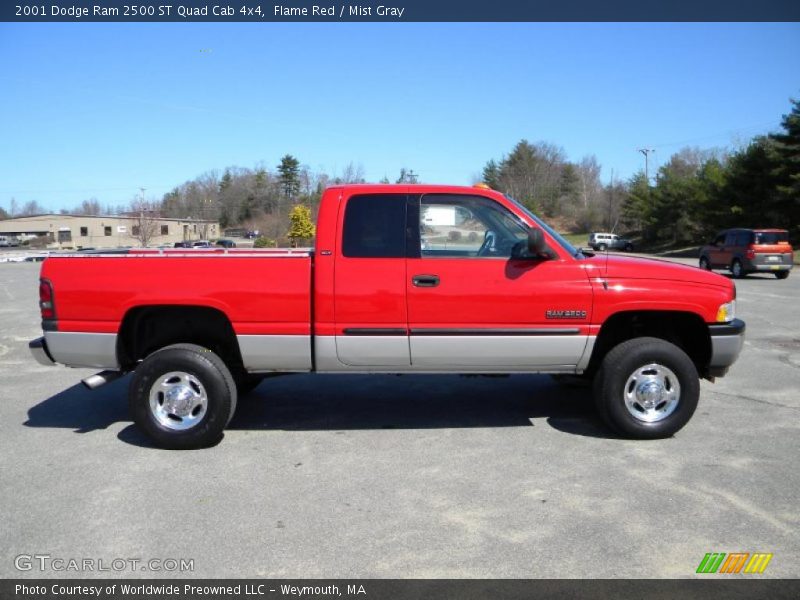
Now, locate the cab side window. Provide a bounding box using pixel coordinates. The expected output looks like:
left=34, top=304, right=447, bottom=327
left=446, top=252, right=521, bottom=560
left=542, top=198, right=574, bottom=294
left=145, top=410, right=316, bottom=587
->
left=419, top=195, right=527, bottom=258
left=342, top=194, right=407, bottom=258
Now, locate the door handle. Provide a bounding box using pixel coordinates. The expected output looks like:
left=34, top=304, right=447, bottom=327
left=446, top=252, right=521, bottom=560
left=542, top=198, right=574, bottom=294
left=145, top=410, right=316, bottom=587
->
left=412, top=274, right=440, bottom=287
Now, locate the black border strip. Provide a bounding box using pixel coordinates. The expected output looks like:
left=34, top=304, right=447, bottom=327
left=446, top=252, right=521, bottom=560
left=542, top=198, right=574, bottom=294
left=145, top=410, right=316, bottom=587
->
left=4, top=1, right=799, bottom=22
left=708, top=318, right=746, bottom=337
left=410, top=328, right=581, bottom=336
left=343, top=328, right=407, bottom=336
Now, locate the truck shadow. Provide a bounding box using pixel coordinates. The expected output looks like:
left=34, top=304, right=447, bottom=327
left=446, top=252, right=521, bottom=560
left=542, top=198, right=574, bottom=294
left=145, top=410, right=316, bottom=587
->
left=24, top=373, right=615, bottom=447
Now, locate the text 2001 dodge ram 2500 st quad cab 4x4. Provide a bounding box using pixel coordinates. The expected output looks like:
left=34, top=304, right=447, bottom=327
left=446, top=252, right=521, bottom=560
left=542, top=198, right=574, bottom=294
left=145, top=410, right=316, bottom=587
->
left=30, top=184, right=745, bottom=449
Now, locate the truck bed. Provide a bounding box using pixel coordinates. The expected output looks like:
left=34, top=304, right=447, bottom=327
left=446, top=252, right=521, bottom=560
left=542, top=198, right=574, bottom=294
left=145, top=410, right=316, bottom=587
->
left=39, top=248, right=314, bottom=371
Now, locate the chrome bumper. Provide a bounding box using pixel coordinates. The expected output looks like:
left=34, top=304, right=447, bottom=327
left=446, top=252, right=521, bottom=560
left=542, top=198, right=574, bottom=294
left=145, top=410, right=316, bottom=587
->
left=29, top=336, right=56, bottom=366
left=707, top=319, right=746, bottom=377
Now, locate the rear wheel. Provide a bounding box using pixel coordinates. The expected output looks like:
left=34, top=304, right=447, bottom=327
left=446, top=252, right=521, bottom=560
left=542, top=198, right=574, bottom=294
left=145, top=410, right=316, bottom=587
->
left=598, top=243, right=608, bottom=251
left=731, top=259, right=745, bottom=279
left=775, top=271, right=790, bottom=280
left=593, top=337, right=699, bottom=439
left=129, top=343, right=237, bottom=449
left=699, top=256, right=711, bottom=270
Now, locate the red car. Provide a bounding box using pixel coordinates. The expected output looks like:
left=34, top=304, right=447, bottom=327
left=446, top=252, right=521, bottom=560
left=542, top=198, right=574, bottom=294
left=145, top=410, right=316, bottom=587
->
left=30, top=184, right=744, bottom=448
left=699, top=228, right=793, bottom=279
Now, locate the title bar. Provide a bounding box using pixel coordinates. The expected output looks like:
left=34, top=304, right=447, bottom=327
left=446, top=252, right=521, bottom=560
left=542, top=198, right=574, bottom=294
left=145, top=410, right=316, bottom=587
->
left=4, top=0, right=800, bottom=22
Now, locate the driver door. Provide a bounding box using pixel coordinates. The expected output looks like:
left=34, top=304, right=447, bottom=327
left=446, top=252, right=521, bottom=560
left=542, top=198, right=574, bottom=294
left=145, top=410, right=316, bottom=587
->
left=406, top=193, right=593, bottom=370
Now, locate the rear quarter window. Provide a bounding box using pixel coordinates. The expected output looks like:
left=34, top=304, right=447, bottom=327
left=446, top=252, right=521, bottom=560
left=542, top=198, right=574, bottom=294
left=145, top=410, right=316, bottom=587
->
left=342, top=194, right=407, bottom=258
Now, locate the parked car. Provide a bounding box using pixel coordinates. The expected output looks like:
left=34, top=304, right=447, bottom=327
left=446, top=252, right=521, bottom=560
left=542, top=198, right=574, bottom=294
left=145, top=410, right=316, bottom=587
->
left=215, top=239, right=237, bottom=248
left=192, top=240, right=212, bottom=248
left=173, top=241, right=192, bottom=248
left=29, top=184, right=744, bottom=449
left=0, top=235, right=20, bottom=247
left=588, top=232, right=634, bottom=252
left=699, top=228, right=793, bottom=279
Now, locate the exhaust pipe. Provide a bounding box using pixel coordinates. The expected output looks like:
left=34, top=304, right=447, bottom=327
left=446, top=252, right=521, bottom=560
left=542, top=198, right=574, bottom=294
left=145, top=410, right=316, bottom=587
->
left=82, top=370, right=123, bottom=390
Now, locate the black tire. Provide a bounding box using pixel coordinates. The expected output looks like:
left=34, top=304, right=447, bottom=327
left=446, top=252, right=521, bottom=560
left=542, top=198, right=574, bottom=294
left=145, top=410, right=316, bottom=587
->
left=593, top=337, right=699, bottom=439
left=731, top=259, right=745, bottom=279
left=129, top=343, right=237, bottom=449
left=699, top=256, right=711, bottom=270
left=775, top=270, right=790, bottom=280
left=598, top=243, right=608, bottom=252
left=624, top=244, right=634, bottom=252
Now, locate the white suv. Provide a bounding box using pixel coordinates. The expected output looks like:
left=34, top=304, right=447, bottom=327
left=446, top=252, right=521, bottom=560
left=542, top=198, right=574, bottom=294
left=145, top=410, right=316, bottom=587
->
left=588, top=232, right=634, bottom=252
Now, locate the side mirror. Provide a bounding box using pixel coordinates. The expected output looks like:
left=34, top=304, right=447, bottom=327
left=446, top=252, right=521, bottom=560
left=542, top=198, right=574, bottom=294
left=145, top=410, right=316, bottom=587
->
left=511, top=229, right=551, bottom=260
left=528, top=228, right=547, bottom=255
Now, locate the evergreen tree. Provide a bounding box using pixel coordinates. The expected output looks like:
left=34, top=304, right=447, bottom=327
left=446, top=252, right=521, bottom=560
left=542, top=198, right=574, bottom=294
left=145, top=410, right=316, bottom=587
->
left=720, top=137, right=782, bottom=229
left=482, top=160, right=500, bottom=189
left=769, top=98, right=800, bottom=237
left=621, top=171, right=651, bottom=235
left=278, top=155, right=301, bottom=200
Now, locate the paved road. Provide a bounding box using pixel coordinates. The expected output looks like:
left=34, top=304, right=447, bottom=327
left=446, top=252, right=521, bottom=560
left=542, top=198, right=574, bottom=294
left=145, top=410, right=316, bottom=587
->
left=1, top=259, right=798, bottom=578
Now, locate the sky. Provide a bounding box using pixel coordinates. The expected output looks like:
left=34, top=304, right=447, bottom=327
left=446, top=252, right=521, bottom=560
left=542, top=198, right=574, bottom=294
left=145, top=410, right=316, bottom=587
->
left=0, top=22, right=798, bottom=213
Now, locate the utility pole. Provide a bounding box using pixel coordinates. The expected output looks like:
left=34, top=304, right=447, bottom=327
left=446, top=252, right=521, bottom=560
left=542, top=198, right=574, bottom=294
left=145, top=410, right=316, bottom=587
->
left=138, top=187, right=146, bottom=247
left=608, top=169, right=614, bottom=232
left=638, top=149, right=655, bottom=185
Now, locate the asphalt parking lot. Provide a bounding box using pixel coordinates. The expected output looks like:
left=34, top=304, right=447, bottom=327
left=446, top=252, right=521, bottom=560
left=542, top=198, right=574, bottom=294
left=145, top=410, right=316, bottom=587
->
left=1, top=258, right=798, bottom=579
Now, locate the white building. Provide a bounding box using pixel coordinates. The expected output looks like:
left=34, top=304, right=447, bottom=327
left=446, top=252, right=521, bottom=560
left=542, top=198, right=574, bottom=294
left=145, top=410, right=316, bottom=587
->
left=0, top=214, right=220, bottom=249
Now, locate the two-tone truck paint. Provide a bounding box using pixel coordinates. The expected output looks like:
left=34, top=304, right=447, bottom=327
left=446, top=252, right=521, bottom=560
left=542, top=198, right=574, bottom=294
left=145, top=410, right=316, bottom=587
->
left=30, top=184, right=745, bottom=448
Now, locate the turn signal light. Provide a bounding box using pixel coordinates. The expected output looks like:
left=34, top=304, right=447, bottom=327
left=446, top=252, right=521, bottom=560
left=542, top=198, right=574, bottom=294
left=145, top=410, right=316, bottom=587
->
left=716, top=301, right=735, bottom=323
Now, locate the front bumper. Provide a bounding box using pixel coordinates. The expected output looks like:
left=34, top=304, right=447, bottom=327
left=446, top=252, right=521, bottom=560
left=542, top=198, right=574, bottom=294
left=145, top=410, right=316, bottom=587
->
left=29, top=336, right=56, bottom=366
left=707, top=318, right=746, bottom=377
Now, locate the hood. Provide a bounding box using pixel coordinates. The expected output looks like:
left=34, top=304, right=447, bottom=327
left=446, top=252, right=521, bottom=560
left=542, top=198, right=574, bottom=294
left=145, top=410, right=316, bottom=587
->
left=587, top=254, right=733, bottom=289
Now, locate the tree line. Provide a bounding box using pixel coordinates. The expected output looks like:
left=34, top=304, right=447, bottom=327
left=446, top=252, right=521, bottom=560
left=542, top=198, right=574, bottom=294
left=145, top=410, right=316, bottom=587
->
left=620, top=99, right=798, bottom=246
left=3, top=98, right=796, bottom=248
left=482, top=98, right=798, bottom=246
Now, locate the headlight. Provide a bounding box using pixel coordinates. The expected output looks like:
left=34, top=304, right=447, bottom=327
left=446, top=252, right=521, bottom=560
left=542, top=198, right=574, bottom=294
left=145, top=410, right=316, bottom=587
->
left=716, top=300, right=736, bottom=323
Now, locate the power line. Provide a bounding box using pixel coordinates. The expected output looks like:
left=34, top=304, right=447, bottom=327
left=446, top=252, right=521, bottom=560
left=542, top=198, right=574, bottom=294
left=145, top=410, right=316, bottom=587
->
left=0, top=185, right=172, bottom=195
left=648, top=121, right=779, bottom=149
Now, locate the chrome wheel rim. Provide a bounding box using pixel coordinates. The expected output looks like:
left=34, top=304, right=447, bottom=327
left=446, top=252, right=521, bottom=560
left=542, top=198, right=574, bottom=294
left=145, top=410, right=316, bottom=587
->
left=700, top=258, right=708, bottom=269
left=732, top=262, right=741, bottom=277
left=623, top=363, right=680, bottom=423
left=148, top=371, right=208, bottom=430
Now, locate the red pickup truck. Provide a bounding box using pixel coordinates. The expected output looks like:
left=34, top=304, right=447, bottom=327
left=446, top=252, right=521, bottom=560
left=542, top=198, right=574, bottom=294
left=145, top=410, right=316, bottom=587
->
left=29, top=184, right=745, bottom=449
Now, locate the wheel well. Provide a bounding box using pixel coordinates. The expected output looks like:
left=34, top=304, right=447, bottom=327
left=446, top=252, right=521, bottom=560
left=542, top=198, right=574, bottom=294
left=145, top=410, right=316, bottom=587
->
left=587, top=311, right=711, bottom=376
left=117, top=306, right=243, bottom=373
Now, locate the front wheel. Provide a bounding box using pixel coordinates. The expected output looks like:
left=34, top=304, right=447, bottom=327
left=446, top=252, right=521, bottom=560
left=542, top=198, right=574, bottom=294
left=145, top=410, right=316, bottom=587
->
left=129, top=343, right=237, bottom=449
left=699, top=256, right=711, bottom=270
left=594, top=337, right=699, bottom=439
left=731, top=259, right=745, bottom=279
left=598, top=243, right=608, bottom=252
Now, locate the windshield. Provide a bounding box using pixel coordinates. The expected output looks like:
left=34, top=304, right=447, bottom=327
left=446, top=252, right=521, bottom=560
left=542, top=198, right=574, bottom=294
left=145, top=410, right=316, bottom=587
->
left=503, top=195, right=581, bottom=257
